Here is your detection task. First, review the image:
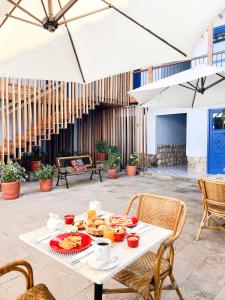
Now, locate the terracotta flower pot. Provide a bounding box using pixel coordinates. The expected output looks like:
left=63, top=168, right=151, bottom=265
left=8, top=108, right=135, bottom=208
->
left=39, top=179, right=53, bottom=192
left=108, top=168, right=118, bottom=179
left=31, top=160, right=41, bottom=171
left=1, top=181, right=21, bottom=200
left=127, top=165, right=137, bottom=176
left=97, top=152, right=106, bottom=161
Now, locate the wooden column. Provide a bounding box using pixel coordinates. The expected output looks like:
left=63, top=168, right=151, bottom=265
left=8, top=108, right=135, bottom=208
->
left=1, top=77, right=5, bottom=160
left=207, top=23, right=213, bottom=65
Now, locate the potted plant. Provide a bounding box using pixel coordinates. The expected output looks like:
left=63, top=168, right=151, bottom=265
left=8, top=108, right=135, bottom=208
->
left=127, top=153, right=139, bottom=176
left=95, top=141, right=108, bottom=161
left=36, top=164, right=55, bottom=192
left=0, top=160, right=26, bottom=200
left=30, top=146, right=42, bottom=171
left=107, top=152, right=121, bottom=179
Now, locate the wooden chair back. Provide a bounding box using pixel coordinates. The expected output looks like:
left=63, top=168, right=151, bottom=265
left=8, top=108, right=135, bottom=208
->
left=198, top=178, right=225, bottom=216
left=56, top=155, right=93, bottom=168
left=0, top=260, right=34, bottom=290
left=126, top=193, right=187, bottom=239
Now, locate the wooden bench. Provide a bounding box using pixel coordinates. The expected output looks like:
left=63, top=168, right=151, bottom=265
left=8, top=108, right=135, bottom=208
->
left=56, top=155, right=102, bottom=188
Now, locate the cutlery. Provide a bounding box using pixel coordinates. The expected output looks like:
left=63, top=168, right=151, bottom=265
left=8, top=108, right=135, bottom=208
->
left=34, top=230, right=60, bottom=244
left=71, top=248, right=94, bottom=265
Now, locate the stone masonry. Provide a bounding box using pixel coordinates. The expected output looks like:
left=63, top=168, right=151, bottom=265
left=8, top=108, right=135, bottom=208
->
left=150, top=144, right=187, bottom=167
left=187, top=156, right=206, bottom=174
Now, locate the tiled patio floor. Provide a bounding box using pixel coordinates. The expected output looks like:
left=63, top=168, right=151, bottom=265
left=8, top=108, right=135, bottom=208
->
left=145, top=165, right=207, bottom=179
left=1, top=173, right=225, bottom=300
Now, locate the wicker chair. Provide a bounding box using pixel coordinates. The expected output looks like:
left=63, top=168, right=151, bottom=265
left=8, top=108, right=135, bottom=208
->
left=0, top=260, right=55, bottom=300
left=196, top=178, right=225, bottom=240
left=103, top=193, right=187, bottom=300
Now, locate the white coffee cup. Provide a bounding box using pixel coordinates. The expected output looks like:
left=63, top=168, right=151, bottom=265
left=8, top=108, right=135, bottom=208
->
left=89, top=201, right=101, bottom=216
left=94, top=238, right=112, bottom=267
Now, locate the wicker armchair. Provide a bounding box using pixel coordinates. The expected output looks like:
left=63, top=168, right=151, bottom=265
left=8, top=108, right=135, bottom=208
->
left=196, top=178, right=225, bottom=240
left=0, top=260, right=55, bottom=300
left=103, top=193, right=187, bottom=300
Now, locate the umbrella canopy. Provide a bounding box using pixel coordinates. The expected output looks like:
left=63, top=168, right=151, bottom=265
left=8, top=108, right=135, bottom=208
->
left=129, top=64, right=225, bottom=108
left=0, top=0, right=224, bottom=83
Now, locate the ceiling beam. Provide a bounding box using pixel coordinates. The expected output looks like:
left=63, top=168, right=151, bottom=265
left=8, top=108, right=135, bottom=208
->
left=58, top=0, right=85, bottom=83
left=58, top=6, right=111, bottom=25
left=101, top=0, right=187, bottom=58
left=40, top=0, right=48, bottom=18
left=0, top=0, right=22, bottom=28
left=54, top=0, right=79, bottom=22
left=5, top=14, right=42, bottom=27
left=6, top=0, right=42, bottom=24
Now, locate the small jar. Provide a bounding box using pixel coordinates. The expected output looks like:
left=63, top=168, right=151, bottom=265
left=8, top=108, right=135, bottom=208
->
left=127, top=233, right=140, bottom=248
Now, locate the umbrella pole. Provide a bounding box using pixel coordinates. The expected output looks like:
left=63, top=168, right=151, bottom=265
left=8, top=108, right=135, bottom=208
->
left=192, top=79, right=199, bottom=107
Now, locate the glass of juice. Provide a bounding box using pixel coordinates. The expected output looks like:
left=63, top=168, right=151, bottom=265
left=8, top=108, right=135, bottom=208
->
left=103, top=226, right=114, bottom=243
left=87, top=209, right=96, bottom=219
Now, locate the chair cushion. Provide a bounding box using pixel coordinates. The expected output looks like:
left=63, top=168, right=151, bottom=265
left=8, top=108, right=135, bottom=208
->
left=71, top=159, right=87, bottom=171
left=114, top=251, right=170, bottom=300
left=16, top=284, right=56, bottom=300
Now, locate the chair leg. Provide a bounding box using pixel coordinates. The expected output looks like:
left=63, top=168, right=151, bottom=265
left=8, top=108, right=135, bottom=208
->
left=99, top=170, right=103, bottom=182
left=56, top=171, right=60, bottom=186
left=65, top=175, right=69, bottom=189
left=153, top=278, right=161, bottom=300
left=90, top=171, right=94, bottom=180
left=169, top=273, right=184, bottom=300
left=196, top=210, right=207, bottom=241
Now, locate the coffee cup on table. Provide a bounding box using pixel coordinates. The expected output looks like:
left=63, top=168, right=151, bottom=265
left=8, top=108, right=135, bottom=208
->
left=94, top=238, right=112, bottom=267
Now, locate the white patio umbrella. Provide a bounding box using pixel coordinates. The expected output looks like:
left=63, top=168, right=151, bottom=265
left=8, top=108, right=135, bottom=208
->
left=0, top=0, right=224, bottom=83
left=129, top=64, right=225, bottom=108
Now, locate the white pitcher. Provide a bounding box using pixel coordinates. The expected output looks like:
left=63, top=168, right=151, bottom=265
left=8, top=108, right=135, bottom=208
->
left=47, top=213, right=63, bottom=232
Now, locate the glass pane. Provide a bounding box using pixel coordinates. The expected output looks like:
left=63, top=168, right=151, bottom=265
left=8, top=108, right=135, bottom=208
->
left=213, top=110, right=225, bottom=129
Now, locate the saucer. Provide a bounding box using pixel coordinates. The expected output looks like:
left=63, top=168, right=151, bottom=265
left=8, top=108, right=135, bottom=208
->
left=88, top=255, right=119, bottom=270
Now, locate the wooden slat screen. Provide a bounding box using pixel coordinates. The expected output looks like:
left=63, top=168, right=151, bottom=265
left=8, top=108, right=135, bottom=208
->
left=0, top=72, right=132, bottom=161
left=77, top=106, right=148, bottom=169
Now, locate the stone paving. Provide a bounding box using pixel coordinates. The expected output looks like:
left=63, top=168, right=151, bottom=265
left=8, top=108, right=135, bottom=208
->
left=0, top=173, right=225, bottom=300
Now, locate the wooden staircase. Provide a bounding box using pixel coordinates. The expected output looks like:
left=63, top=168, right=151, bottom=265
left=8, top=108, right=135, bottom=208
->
left=0, top=72, right=132, bottom=159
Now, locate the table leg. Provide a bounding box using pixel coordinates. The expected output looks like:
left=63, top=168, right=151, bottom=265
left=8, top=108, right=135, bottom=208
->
left=94, top=283, right=103, bottom=300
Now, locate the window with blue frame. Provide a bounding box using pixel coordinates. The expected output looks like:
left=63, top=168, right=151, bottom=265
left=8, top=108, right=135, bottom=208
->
left=213, top=25, right=225, bottom=44
left=133, top=69, right=141, bottom=89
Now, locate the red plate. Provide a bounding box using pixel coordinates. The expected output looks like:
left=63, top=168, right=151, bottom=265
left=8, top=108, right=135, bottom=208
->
left=111, top=215, right=138, bottom=228
left=49, top=232, right=92, bottom=253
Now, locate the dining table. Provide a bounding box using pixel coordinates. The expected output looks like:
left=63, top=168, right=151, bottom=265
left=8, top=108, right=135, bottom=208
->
left=19, top=211, right=172, bottom=300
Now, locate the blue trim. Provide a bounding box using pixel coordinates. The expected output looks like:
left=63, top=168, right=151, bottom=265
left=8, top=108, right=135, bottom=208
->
left=213, top=25, right=225, bottom=44
left=208, top=108, right=225, bottom=174
left=133, top=70, right=141, bottom=89
left=207, top=109, right=211, bottom=174
left=214, top=25, right=225, bottom=35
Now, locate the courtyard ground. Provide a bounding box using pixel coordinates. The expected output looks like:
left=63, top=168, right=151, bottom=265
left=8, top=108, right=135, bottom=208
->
left=0, top=173, right=225, bottom=300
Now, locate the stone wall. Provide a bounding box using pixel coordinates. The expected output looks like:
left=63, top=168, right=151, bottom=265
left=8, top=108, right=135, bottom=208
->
left=151, top=144, right=187, bottom=167
left=187, top=156, right=206, bottom=174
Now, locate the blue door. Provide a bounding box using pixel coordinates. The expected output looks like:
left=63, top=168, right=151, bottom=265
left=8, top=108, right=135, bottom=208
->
left=208, top=109, right=225, bottom=174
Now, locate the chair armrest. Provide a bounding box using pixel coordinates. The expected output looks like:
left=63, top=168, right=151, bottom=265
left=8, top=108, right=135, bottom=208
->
left=0, top=260, right=34, bottom=290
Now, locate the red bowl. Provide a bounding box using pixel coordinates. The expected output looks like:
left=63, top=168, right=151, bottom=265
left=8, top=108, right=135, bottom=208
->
left=64, top=214, right=75, bottom=225
left=113, top=226, right=126, bottom=242
left=127, top=233, right=140, bottom=248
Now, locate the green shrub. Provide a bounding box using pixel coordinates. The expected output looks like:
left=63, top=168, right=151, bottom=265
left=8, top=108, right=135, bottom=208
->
left=128, top=153, right=139, bottom=166
left=95, top=141, right=108, bottom=153
left=36, top=164, right=55, bottom=180
left=0, top=160, right=26, bottom=183
left=107, top=145, right=119, bottom=154
left=108, top=152, right=121, bottom=169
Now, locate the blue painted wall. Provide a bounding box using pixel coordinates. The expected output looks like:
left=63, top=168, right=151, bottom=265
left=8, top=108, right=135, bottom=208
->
left=156, top=114, right=187, bottom=145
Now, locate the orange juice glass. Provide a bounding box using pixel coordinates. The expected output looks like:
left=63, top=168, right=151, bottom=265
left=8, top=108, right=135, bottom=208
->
left=103, top=226, right=114, bottom=243
left=87, top=209, right=96, bottom=219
